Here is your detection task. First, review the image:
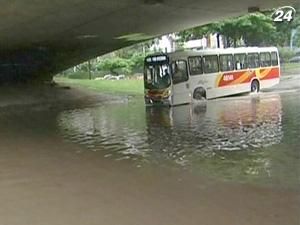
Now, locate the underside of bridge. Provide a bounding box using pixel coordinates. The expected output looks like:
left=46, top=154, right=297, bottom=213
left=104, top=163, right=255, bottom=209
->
left=0, top=0, right=297, bottom=83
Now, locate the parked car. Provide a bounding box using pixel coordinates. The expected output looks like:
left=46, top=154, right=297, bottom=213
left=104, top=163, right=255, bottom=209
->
left=103, top=74, right=114, bottom=80
left=289, top=56, right=300, bottom=63
left=117, top=75, right=125, bottom=80
left=102, top=74, right=126, bottom=80
left=289, top=51, right=300, bottom=63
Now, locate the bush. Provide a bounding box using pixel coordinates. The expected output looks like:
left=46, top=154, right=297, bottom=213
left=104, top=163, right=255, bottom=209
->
left=96, top=57, right=132, bottom=75
left=278, top=47, right=296, bottom=63
left=67, top=72, right=90, bottom=79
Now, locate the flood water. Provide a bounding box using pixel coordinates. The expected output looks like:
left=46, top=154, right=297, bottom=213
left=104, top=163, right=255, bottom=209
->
left=0, top=88, right=299, bottom=225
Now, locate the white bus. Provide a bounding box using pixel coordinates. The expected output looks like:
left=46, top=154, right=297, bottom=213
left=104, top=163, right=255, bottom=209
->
left=144, top=47, right=280, bottom=106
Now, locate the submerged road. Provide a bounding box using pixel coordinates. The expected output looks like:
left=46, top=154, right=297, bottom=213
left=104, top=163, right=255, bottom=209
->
left=0, top=75, right=299, bottom=225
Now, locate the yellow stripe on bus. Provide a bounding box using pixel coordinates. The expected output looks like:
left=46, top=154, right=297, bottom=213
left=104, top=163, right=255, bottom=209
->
left=215, top=73, right=223, bottom=87
left=257, top=68, right=272, bottom=79
left=228, top=71, right=250, bottom=85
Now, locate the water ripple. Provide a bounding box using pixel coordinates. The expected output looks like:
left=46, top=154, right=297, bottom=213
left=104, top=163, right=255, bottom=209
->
left=58, top=95, right=286, bottom=167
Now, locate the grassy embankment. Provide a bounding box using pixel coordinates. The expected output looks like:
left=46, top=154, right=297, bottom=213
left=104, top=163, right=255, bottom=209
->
left=281, top=63, right=300, bottom=76
left=55, top=77, right=144, bottom=96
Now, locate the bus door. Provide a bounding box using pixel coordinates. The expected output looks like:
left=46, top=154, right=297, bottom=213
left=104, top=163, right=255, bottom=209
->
left=171, top=60, right=191, bottom=105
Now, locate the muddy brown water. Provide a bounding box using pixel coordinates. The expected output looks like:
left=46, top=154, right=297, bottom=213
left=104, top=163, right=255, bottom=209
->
left=0, top=86, right=299, bottom=225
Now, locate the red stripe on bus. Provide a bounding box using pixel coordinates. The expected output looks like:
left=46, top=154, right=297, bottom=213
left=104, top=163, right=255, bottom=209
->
left=218, top=67, right=279, bottom=87
left=218, top=70, right=255, bottom=87
left=260, top=67, right=280, bottom=80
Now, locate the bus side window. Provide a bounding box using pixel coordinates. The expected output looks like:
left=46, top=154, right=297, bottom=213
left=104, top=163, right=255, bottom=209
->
left=271, top=52, right=279, bottom=66
left=248, top=53, right=259, bottom=68
left=188, top=56, right=203, bottom=75
left=171, top=60, right=188, bottom=84
left=203, top=55, right=219, bottom=74
left=234, top=53, right=247, bottom=70
left=145, top=66, right=153, bottom=83
left=260, top=52, right=271, bottom=67
left=219, top=54, right=234, bottom=71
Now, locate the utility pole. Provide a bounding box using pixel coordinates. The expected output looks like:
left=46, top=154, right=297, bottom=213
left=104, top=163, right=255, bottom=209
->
left=217, top=33, right=220, bottom=48
left=88, top=60, right=92, bottom=80
left=290, top=29, right=297, bottom=49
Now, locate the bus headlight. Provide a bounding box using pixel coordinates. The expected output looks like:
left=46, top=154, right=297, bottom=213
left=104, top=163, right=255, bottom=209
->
left=163, top=89, right=171, bottom=98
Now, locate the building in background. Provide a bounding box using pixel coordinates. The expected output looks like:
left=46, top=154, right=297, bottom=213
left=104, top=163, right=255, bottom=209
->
left=150, top=34, right=177, bottom=53
left=151, top=33, right=224, bottom=53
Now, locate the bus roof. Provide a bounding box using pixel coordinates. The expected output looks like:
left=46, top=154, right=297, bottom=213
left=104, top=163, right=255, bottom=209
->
left=166, top=47, right=278, bottom=60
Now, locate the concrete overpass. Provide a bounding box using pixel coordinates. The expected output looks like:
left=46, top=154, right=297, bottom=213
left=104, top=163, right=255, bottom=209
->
left=0, top=0, right=297, bottom=83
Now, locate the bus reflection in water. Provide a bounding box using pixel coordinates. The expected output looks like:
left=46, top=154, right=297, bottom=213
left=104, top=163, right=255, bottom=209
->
left=145, top=94, right=283, bottom=153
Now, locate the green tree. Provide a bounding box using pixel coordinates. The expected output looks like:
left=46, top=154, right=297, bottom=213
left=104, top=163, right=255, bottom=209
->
left=238, top=13, right=276, bottom=46
left=176, top=11, right=300, bottom=47
left=95, top=40, right=154, bottom=75
left=178, top=12, right=278, bottom=47
left=96, top=57, right=132, bottom=75
left=177, top=23, right=219, bottom=42
left=130, top=52, right=145, bottom=71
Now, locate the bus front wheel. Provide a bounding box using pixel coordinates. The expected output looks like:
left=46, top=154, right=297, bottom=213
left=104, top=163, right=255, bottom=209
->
left=193, top=87, right=206, bottom=100
left=251, top=80, right=260, bottom=93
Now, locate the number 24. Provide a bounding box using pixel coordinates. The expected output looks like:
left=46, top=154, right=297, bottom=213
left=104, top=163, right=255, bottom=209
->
left=273, top=9, right=294, bottom=22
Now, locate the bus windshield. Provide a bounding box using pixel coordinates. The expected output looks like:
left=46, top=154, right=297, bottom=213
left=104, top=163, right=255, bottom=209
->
left=144, top=64, right=171, bottom=89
